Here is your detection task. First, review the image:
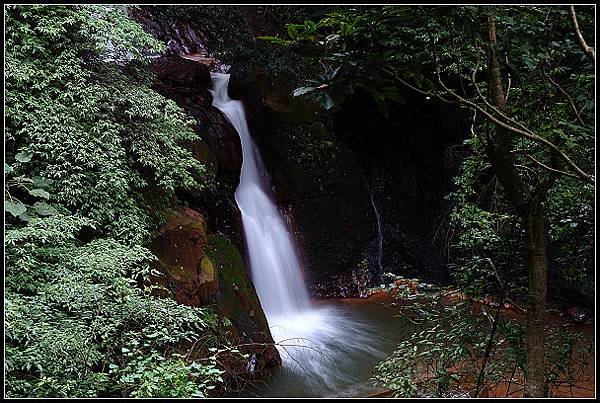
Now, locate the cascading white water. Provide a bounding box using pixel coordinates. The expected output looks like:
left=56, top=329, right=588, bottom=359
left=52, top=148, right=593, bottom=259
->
left=210, top=72, right=310, bottom=317
left=210, top=72, right=396, bottom=396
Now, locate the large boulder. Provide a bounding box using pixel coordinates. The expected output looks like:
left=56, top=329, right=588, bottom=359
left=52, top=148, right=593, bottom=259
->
left=148, top=55, right=213, bottom=119
left=150, top=206, right=217, bottom=306
left=150, top=206, right=281, bottom=375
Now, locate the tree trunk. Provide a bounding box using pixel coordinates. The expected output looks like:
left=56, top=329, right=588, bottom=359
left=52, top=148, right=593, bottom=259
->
left=485, top=15, right=548, bottom=397
left=523, top=198, right=549, bottom=397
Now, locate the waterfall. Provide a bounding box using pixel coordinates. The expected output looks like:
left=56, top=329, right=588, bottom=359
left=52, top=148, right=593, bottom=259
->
left=210, top=73, right=392, bottom=396
left=210, top=72, right=310, bottom=317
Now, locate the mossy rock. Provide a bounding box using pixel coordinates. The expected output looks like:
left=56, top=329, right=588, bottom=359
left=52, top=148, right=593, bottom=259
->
left=150, top=206, right=219, bottom=306
left=204, top=234, right=280, bottom=373
left=204, top=235, right=269, bottom=334
left=186, top=137, right=218, bottom=175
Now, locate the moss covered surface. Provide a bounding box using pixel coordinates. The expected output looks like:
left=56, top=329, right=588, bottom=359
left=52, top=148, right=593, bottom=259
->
left=204, top=235, right=269, bottom=335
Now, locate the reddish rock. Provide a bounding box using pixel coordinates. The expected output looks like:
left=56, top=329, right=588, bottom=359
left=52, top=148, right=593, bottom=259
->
left=148, top=55, right=213, bottom=107
left=150, top=206, right=218, bottom=306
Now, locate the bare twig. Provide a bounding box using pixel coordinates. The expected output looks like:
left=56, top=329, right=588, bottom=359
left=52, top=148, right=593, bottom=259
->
left=475, top=258, right=505, bottom=397
left=485, top=258, right=503, bottom=290
left=504, top=56, right=511, bottom=101
left=382, top=67, right=454, bottom=104
left=526, top=154, right=580, bottom=180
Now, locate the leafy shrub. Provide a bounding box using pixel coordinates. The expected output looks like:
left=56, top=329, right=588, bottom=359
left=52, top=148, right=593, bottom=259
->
left=4, top=5, right=223, bottom=397
left=373, top=290, right=592, bottom=397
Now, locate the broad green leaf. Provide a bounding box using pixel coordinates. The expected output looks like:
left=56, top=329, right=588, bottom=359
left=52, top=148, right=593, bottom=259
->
left=5, top=200, right=27, bottom=217
left=319, top=92, right=335, bottom=110
left=29, top=189, right=50, bottom=199
left=15, top=152, right=33, bottom=163
left=32, top=201, right=57, bottom=216
left=293, top=86, right=316, bottom=97
left=32, top=177, right=53, bottom=187
left=18, top=211, right=31, bottom=222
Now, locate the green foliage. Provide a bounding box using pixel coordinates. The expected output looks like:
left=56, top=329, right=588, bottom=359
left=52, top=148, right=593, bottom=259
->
left=259, top=6, right=430, bottom=116
left=5, top=4, right=208, bottom=245
left=449, top=128, right=593, bottom=303
left=447, top=136, right=527, bottom=299
left=4, top=5, right=223, bottom=398
left=111, top=352, right=223, bottom=398
left=5, top=216, right=222, bottom=397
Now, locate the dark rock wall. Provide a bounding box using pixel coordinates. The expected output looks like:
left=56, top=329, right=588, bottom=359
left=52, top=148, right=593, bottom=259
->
left=230, top=69, right=376, bottom=297
left=230, top=68, right=468, bottom=295
left=334, top=90, right=468, bottom=284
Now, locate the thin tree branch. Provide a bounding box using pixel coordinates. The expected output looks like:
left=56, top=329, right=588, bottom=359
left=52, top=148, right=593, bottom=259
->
left=382, top=67, right=454, bottom=104
left=569, top=5, right=595, bottom=62
left=466, top=39, right=594, bottom=184
left=439, top=71, right=594, bottom=184
left=544, top=72, right=587, bottom=126
left=526, top=154, right=580, bottom=180
left=427, top=24, right=593, bottom=185
left=470, top=43, right=544, bottom=139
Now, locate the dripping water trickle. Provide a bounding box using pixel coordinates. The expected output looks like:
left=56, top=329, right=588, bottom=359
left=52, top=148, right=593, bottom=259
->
left=366, top=182, right=384, bottom=282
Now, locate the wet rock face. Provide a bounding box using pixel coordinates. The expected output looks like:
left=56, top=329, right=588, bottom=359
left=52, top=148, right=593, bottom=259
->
left=204, top=235, right=281, bottom=374
left=128, top=7, right=210, bottom=56
left=230, top=67, right=467, bottom=293
left=333, top=90, right=468, bottom=284
left=149, top=55, right=212, bottom=95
